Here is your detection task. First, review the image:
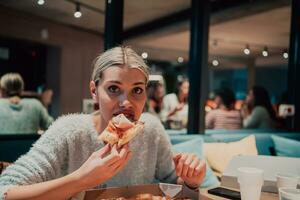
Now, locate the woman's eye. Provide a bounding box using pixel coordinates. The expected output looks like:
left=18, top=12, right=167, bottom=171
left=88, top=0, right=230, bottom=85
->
left=108, top=85, right=120, bottom=93
left=132, top=87, right=144, bottom=94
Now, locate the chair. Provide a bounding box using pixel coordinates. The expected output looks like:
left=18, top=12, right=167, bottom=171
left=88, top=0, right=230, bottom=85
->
left=0, top=134, right=40, bottom=162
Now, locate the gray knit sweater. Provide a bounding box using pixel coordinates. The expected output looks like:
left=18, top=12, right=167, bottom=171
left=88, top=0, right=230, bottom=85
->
left=0, top=113, right=177, bottom=199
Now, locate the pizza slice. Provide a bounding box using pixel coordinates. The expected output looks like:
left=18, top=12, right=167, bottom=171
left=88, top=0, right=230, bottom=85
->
left=98, top=114, right=144, bottom=146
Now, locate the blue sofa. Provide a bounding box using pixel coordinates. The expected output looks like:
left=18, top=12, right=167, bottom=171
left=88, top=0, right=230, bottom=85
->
left=168, top=129, right=300, bottom=188
left=167, top=129, right=300, bottom=156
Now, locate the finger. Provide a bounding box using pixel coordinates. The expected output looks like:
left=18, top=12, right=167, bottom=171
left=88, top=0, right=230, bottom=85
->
left=187, top=158, right=200, bottom=178
left=101, top=153, right=120, bottom=166
left=119, top=148, right=130, bottom=160
left=119, top=145, right=130, bottom=158
left=193, top=160, right=206, bottom=176
left=111, top=151, right=132, bottom=172
left=173, top=154, right=181, bottom=164
left=176, top=154, right=188, bottom=177
left=111, top=144, right=119, bottom=155
left=96, top=144, right=111, bottom=158
left=182, top=155, right=194, bottom=177
left=116, top=143, right=128, bottom=151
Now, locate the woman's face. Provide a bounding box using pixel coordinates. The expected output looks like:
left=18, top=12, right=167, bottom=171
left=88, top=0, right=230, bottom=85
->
left=214, top=96, right=222, bottom=108
left=92, top=66, right=147, bottom=124
left=155, top=84, right=165, bottom=99
left=179, top=81, right=189, bottom=97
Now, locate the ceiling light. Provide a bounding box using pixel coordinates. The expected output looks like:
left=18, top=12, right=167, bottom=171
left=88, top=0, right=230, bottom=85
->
left=177, top=57, right=184, bottom=63
left=283, top=49, right=288, bottom=59
left=141, top=52, right=148, bottom=59
left=262, top=46, right=269, bottom=57
left=212, top=59, right=219, bottom=66
left=37, top=0, right=45, bottom=5
left=243, top=44, right=250, bottom=55
left=74, top=3, right=82, bottom=18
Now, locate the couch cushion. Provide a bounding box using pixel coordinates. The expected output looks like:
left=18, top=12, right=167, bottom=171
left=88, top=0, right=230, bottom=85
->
left=271, top=135, right=300, bottom=157
left=205, top=134, right=273, bottom=155
left=172, top=138, right=220, bottom=188
left=203, top=135, right=258, bottom=174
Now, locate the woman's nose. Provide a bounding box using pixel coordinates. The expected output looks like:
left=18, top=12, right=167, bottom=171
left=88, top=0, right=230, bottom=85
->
left=118, top=94, right=132, bottom=108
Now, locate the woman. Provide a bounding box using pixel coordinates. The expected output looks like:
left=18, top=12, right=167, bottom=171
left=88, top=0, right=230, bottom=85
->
left=0, top=73, right=53, bottom=134
left=206, top=88, right=242, bottom=130
left=160, top=77, right=189, bottom=129
left=145, top=80, right=165, bottom=117
left=242, top=86, right=277, bottom=129
left=0, top=47, right=205, bottom=199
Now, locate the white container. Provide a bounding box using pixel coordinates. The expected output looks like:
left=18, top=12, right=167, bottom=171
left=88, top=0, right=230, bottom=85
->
left=279, top=188, right=300, bottom=200
left=237, top=167, right=264, bottom=200
left=277, top=173, right=299, bottom=189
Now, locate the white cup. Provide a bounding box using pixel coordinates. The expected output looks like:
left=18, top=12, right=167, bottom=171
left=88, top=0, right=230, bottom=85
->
left=279, top=188, right=300, bottom=200
left=277, top=173, right=299, bottom=189
left=237, top=167, right=264, bottom=200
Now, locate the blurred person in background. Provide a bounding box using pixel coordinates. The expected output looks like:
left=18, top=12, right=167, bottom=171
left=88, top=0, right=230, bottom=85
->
left=145, top=80, right=165, bottom=118
left=0, top=73, right=53, bottom=134
left=160, top=77, right=189, bottom=129
left=242, top=86, right=277, bottom=129
left=206, top=87, right=242, bottom=129
left=39, top=85, right=54, bottom=115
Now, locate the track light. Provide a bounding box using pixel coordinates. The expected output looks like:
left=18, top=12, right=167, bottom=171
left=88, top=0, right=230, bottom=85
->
left=283, top=49, right=288, bottom=59
left=243, top=44, right=250, bottom=55
left=141, top=52, right=148, bottom=59
left=74, top=3, right=82, bottom=18
left=177, top=57, right=184, bottom=63
left=262, top=46, right=269, bottom=57
left=37, top=0, right=45, bottom=5
left=212, top=59, right=219, bottom=66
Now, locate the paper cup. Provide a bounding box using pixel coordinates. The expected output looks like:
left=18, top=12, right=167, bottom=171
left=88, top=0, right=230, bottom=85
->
left=237, top=167, right=264, bottom=200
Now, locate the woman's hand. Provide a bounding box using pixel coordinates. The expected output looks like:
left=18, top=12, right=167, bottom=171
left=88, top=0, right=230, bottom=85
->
left=168, top=103, right=185, bottom=118
left=73, top=144, right=132, bottom=190
left=173, top=153, right=206, bottom=189
left=175, top=103, right=185, bottom=112
left=241, top=103, right=250, bottom=119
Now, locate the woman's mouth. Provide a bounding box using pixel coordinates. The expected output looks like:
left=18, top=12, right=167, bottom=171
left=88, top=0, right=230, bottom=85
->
left=113, top=112, right=135, bottom=122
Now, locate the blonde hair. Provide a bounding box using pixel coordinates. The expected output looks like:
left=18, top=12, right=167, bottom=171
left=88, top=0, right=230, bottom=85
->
left=0, top=73, right=24, bottom=97
left=91, top=46, right=149, bottom=84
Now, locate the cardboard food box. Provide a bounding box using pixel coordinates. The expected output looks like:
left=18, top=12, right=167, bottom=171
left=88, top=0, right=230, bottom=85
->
left=83, top=183, right=199, bottom=200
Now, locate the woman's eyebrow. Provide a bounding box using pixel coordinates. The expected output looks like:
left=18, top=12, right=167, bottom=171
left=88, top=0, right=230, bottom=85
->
left=133, top=82, right=146, bottom=85
left=106, top=80, right=122, bottom=84
left=106, top=80, right=145, bottom=85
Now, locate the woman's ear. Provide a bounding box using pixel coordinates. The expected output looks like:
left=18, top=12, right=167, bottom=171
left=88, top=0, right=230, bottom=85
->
left=89, top=81, right=98, bottom=102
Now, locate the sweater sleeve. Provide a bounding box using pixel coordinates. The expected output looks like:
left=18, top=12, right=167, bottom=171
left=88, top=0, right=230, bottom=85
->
left=0, top=117, right=69, bottom=199
left=243, top=107, right=261, bottom=128
left=154, top=120, right=178, bottom=183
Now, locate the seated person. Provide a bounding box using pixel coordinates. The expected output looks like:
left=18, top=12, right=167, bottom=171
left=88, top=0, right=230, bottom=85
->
left=39, top=85, right=54, bottom=113
left=0, top=73, right=53, bottom=134
left=160, top=77, right=189, bottom=129
left=145, top=80, right=165, bottom=118
left=206, top=88, right=242, bottom=130
left=242, top=86, right=277, bottom=129
left=0, top=47, right=205, bottom=199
